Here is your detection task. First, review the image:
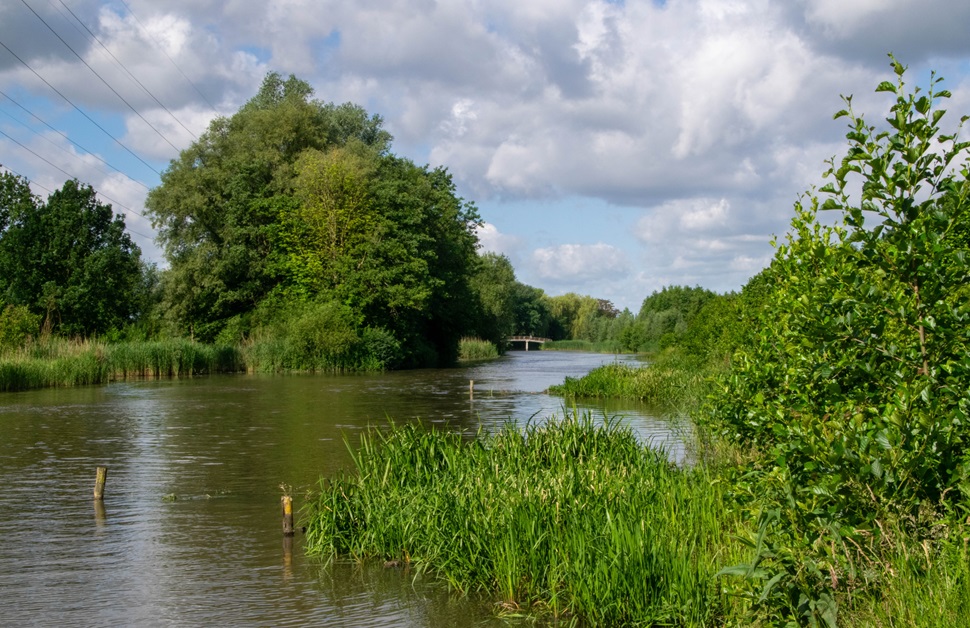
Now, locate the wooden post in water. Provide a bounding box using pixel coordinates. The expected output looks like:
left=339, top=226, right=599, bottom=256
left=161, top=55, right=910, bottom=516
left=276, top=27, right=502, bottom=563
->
left=94, top=466, right=107, bottom=500
left=281, top=495, right=295, bottom=536
left=469, top=379, right=474, bottom=399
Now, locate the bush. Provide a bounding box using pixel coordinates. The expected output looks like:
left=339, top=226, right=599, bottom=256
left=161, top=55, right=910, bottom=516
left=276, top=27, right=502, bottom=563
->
left=0, top=304, right=40, bottom=349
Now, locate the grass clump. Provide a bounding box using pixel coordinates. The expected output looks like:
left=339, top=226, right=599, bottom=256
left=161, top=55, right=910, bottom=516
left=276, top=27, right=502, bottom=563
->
left=0, top=337, right=243, bottom=392
left=549, top=351, right=711, bottom=409
left=457, top=337, right=499, bottom=362
left=303, top=412, right=740, bottom=626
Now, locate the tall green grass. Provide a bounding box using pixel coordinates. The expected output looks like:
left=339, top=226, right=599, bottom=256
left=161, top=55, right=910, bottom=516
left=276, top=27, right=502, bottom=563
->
left=549, top=357, right=710, bottom=409
left=303, top=412, right=741, bottom=625
left=457, top=337, right=499, bottom=362
left=0, top=338, right=243, bottom=392
left=842, top=531, right=970, bottom=627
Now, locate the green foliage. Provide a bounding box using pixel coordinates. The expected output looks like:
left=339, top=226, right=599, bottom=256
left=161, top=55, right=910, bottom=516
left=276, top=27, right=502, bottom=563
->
left=303, top=413, right=738, bottom=625
left=709, top=57, right=970, bottom=625
left=0, top=304, right=40, bottom=349
left=244, top=299, right=401, bottom=372
left=550, top=351, right=712, bottom=409
left=148, top=73, right=480, bottom=366
left=623, top=286, right=717, bottom=353
left=468, top=252, right=518, bottom=346
left=0, top=175, right=143, bottom=336
left=146, top=73, right=391, bottom=341
left=457, top=337, right=499, bottom=362
left=0, top=337, right=242, bottom=392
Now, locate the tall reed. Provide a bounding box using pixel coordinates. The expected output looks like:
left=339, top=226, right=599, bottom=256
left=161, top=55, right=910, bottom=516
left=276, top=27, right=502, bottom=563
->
left=0, top=338, right=243, bottom=392
left=549, top=359, right=709, bottom=409
left=303, top=412, right=741, bottom=625
left=457, top=337, right=499, bottom=362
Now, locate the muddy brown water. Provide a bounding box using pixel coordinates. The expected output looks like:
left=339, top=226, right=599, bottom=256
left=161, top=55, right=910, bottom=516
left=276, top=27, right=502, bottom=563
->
left=0, top=351, right=687, bottom=627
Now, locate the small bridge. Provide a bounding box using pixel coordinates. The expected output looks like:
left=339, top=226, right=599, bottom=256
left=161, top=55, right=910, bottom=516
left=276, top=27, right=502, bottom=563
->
left=507, top=336, right=552, bottom=351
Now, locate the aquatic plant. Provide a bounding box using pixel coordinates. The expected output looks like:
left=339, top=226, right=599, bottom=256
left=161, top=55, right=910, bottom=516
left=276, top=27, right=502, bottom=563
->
left=457, top=337, right=499, bottom=362
left=303, top=412, right=740, bottom=625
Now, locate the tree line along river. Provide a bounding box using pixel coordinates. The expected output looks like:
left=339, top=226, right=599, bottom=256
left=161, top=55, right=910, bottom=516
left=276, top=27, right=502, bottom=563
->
left=0, top=351, right=685, bottom=627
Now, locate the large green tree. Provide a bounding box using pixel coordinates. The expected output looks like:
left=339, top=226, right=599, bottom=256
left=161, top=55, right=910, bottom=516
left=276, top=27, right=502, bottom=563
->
left=0, top=173, right=143, bottom=336
left=147, top=73, right=481, bottom=365
left=146, top=73, right=392, bottom=340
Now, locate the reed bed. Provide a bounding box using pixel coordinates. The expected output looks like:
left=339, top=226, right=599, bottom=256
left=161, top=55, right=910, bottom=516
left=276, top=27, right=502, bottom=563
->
left=457, top=337, right=499, bottom=362
left=549, top=360, right=709, bottom=408
left=0, top=338, right=243, bottom=392
left=303, top=412, right=740, bottom=626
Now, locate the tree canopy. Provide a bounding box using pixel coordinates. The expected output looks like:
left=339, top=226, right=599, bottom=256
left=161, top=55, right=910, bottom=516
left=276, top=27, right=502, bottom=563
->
left=146, top=73, right=480, bottom=366
left=0, top=173, right=143, bottom=336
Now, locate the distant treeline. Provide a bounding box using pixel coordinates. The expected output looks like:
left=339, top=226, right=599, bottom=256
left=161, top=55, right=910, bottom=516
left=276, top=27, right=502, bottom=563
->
left=0, top=70, right=743, bottom=372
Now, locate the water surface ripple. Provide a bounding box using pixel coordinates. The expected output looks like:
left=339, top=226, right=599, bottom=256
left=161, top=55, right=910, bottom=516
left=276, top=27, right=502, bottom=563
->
left=0, top=352, right=684, bottom=626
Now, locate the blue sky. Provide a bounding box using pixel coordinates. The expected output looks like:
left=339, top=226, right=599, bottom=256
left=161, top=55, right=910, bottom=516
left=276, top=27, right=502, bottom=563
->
left=2, top=0, right=970, bottom=310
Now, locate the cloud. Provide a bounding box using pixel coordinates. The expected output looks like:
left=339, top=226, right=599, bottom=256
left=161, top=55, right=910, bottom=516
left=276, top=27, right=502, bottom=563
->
left=532, top=243, right=630, bottom=283
left=476, top=222, right=525, bottom=260
left=3, top=0, right=968, bottom=309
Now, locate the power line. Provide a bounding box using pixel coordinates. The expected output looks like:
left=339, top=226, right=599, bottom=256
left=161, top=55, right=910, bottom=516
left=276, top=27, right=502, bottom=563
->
left=0, top=163, right=52, bottom=194
left=0, top=38, right=161, bottom=176
left=18, top=0, right=182, bottom=153
left=0, top=127, right=155, bottom=238
left=0, top=89, right=150, bottom=190
left=54, top=0, right=198, bottom=142
left=0, top=162, right=154, bottom=240
left=116, top=0, right=220, bottom=114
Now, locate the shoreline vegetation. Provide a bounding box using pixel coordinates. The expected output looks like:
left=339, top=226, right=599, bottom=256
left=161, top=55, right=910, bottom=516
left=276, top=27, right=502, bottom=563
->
left=4, top=60, right=970, bottom=626
left=301, top=64, right=970, bottom=627
left=0, top=335, right=507, bottom=393
left=304, top=413, right=742, bottom=626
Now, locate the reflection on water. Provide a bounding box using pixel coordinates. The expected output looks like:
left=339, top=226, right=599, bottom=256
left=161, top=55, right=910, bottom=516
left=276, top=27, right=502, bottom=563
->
left=0, top=352, right=685, bottom=626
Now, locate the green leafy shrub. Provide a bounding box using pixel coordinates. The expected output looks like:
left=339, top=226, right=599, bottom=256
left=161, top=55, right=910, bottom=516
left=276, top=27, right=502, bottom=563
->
left=0, top=304, right=40, bottom=349
left=709, top=57, right=970, bottom=625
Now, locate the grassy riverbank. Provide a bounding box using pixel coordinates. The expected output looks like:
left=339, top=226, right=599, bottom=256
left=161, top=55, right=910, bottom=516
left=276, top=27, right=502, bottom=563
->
left=0, top=338, right=243, bottom=392
left=549, top=351, right=713, bottom=410
left=303, top=413, right=743, bottom=625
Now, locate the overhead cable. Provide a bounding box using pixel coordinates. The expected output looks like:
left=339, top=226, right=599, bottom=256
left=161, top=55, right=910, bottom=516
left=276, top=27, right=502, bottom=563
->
left=18, top=0, right=182, bottom=153
left=117, top=0, right=220, bottom=114
left=54, top=0, right=198, bottom=142
left=0, top=89, right=150, bottom=190
left=0, top=38, right=161, bottom=176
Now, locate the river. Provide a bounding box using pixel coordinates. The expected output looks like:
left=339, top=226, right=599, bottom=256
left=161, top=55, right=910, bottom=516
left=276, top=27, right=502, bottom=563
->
left=0, top=351, right=687, bottom=627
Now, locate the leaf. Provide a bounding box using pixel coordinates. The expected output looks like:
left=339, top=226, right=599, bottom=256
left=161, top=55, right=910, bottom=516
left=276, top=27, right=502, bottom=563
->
left=876, top=81, right=897, bottom=93
left=759, top=571, right=786, bottom=603
left=833, top=109, right=850, bottom=120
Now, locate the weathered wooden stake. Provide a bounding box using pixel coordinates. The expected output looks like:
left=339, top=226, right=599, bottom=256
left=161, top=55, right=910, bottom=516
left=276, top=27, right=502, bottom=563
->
left=94, top=466, right=107, bottom=500
left=282, top=495, right=295, bottom=536
left=469, top=379, right=474, bottom=398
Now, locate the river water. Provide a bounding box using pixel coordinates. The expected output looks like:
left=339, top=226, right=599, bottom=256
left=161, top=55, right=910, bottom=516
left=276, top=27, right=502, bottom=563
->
left=0, top=351, right=686, bottom=627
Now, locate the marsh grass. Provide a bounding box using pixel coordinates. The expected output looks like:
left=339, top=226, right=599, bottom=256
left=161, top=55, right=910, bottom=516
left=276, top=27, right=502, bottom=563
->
left=549, top=357, right=710, bottom=409
left=840, top=530, right=970, bottom=628
left=303, top=412, right=741, bottom=625
left=0, top=338, right=243, bottom=392
left=457, top=337, right=499, bottom=362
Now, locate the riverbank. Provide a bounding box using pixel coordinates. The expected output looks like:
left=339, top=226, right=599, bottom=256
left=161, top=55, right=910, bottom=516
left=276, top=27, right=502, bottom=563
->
left=549, top=353, right=711, bottom=409
left=0, top=338, right=244, bottom=392
left=304, top=412, right=742, bottom=625
left=303, top=352, right=970, bottom=626
left=0, top=335, right=508, bottom=393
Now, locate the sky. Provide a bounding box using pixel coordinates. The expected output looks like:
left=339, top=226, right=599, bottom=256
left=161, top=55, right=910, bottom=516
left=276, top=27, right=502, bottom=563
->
left=2, top=0, right=970, bottom=311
